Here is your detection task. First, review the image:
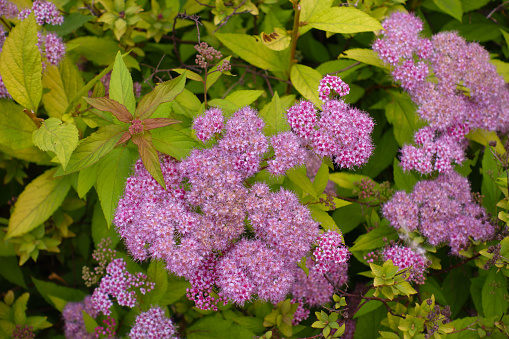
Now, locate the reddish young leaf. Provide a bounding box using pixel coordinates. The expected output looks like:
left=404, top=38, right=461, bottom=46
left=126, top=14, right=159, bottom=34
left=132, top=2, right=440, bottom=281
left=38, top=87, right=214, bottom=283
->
left=131, top=133, right=166, bottom=189
left=117, top=131, right=132, bottom=145
left=84, top=97, right=132, bottom=123
left=142, top=118, right=181, bottom=131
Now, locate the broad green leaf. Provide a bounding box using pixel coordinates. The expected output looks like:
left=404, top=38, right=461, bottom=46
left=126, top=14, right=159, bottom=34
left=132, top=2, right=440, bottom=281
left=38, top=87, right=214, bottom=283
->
left=64, top=124, right=127, bottom=174
left=0, top=13, right=42, bottom=111
left=260, top=28, right=291, bottom=51
left=45, top=13, right=95, bottom=36
left=432, top=0, right=463, bottom=22
left=32, top=118, right=79, bottom=170
left=308, top=7, right=382, bottom=34
left=224, top=90, right=264, bottom=108
left=32, top=277, right=87, bottom=309
left=0, top=257, right=26, bottom=288
left=12, top=293, right=28, bottom=324
left=68, top=36, right=139, bottom=69
left=467, top=129, right=506, bottom=155
left=0, top=100, right=37, bottom=150
left=442, top=268, right=471, bottom=318
left=385, top=91, right=423, bottom=146
left=258, top=92, right=292, bottom=136
left=353, top=306, right=386, bottom=339
left=159, top=275, right=190, bottom=305
left=0, top=232, right=16, bottom=257
left=286, top=166, right=317, bottom=198
left=350, top=224, right=398, bottom=252
left=313, top=163, right=329, bottom=195
left=136, top=73, right=187, bottom=120
left=48, top=296, right=67, bottom=312
left=152, top=126, right=199, bottom=160
left=353, top=290, right=383, bottom=319
left=84, top=97, right=132, bottom=123
left=441, top=21, right=499, bottom=42
left=462, top=0, right=490, bottom=12
left=132, top=133, right=165, bottom=188
left=42, top=57, right=84, bottom=119
left=447, top=317, right=478, bottom=339
left=82, top=311, right=99, bottom=333
left=145, top=260, right=169, bottom=306
left=482, top=148, right=502, bottom=216
left=6, top=169, right=71, bottom=238
left=0, top=144, right=51, bottom=165
left=187, top=316, right=256, bottom=339
left=290, top=64, right=322, bottom=106
left=110, top=52, right=136, bottom=114
left=339, top=48, right=388, bottom=69
left=361, top=129, right=398, bottom=179
left=216, top=33, right=288, bottom=73
left=92, top=202, right=120, bottom=248
left=310, top=206, right=339, bottom=231
left=77, top=161, right=99, bottom=198
left=492, top=59, right=509, bottom=83
left=300, top=0, right=333, bottom=25
left=171, top=89, right=202, bottom=118
left=393, top=159, right=419, bottom=193
left=96, top=146, right=138, bottom=227
left=232, top=317, right=265, bottom=335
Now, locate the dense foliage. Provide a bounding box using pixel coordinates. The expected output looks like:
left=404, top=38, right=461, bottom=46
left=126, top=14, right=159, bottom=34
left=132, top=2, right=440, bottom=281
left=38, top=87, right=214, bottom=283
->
left=1, top=0, right=509, bottom=338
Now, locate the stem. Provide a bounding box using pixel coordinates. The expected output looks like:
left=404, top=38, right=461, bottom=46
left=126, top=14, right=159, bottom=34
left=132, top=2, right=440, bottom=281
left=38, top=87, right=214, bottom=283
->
left=285, top=1, right=301, bottom=95
left=203, top=66, right=208, bottom=107
left=23, top=109, right=42, bottom=128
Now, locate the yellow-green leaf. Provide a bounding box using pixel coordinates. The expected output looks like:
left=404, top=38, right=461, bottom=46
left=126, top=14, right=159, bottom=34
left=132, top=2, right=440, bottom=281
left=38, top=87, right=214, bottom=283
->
left=136, top=73, right=187, bottom=119
left=339, top=48, right=388, bottom=69
left=466, top=129, right=506, bottom=155
left=0, top=100, right=37, bottom=150
left=0, top=13, right=42, bottom=111
left=433, top=0, right=463, bottom=22
left=33, top=119, right=79, bottom=171
left=260, top=27, right=291, bottom=51
left=110, top=51, right=136, bottom=114
left=42, top=57, right=84, bottom=119
left=258, top=92, right=292, bottom=136
left=132, top=133, right=165, bottom=188
left=308, top=7, right=382, bottom=34
left=6, top=169, right=72, bottom=239
left=290, top=64, right=322, bottom=106
left=224, top=90, right=264, bottom=108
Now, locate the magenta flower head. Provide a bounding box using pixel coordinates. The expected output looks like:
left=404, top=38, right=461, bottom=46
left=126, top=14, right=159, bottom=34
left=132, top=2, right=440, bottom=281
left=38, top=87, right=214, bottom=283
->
left=62, top=296, right=98, bottom=339
left=381, top=244, right=429, bottom=284
left=0, top=0, right=18, bottom=19
left=129, top=307, right=178, bottom=339
left=192, top=107, right=224, bottom=142
left=318, top=75, right=350, bottom=102
left=19, top=0, right=63, bottom=25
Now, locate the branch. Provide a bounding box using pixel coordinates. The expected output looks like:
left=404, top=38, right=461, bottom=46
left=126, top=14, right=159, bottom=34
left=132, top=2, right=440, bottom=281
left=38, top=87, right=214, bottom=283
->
left=214, top=0, right=250, bottom=33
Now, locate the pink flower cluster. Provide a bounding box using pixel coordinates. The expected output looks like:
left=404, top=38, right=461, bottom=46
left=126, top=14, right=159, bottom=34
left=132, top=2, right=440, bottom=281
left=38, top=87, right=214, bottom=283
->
left=19, top=0, right=63, bottom=25
left=382, top=172, right=495, bottom=254
left=267, top=131, right=307, bottom=175
left=37, top=31, right=65, bottom=67
left=115, top=107, right=325, bottom=309
left=318, top=74, right=350, bottom=102
left=0, top=0, right=17, bottom=18
left=192, top=107, right=224, bottom=142
left=62, top=296, right=98, bottom=339
left=286, top=85, right=374, bottom=169
left=129, top=307, right=178, bottom=339
left=373, top=11, right=509, bottom=173
left=91, top=258, right=155, bottom=315
left=313, top=231, right=350, bottom=274
left=381, top=245, right=428, bottom=284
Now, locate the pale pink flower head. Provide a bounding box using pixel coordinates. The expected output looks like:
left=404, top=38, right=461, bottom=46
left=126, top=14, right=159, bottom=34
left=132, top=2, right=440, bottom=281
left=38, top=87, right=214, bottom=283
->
left=318, top=74, right=350, bottom=102
left=192, top=107, right=224, bottom=142
left=19, top=0, right=63, bottom=25
left=129, top=307, right=178, bottom=339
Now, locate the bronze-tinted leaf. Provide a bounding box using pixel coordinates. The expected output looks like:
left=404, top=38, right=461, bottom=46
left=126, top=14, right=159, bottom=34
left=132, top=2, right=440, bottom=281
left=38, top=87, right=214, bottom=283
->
left=142, top=118, right=181, bottom=131
left=131, top=133, right=165, bottom=189
left=84, top=97, right=132, bottom=123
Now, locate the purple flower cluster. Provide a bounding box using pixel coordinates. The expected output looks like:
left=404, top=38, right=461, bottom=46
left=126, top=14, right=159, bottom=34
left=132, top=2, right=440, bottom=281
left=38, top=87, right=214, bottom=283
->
left=37, top=32, right=65, bottom=67
left=318, top=74, right=350, bottom=102
left=19, top=0, right=63, bottom=25
left=192, top=107, right=224, bottom=142
left=129, top=307, right=178, bottom=339
left=373, top=11, right=509, bottom=173
left=11, top=325, right=35, bottom=339
left=313, top=231, right=350, bottom=274
left=0, top=0, right=18, bottom=18
left=115, top=106, right=326, bottom=309
left=291, top=298, right=310, bottom=325
left=91, top=258, right=155, bottom=315
left=62, top=296, right=98, bottom=339
left=267, top=131, right=307, bottom=175
left=286, top=80, right=374, bottom=169
left=379, top=244, right=429, bottom=284
left=382, top=172, right=495, bottom=254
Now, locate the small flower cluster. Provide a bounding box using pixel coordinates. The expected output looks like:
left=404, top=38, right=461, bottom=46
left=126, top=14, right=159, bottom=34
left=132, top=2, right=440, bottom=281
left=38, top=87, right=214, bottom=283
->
left=11, top=325, right=35, bottom=339
left=373, top=11, right=509, bottom=173
left=194, top=42, right=230, bottom=71
left=382, top=172, right=495, bottom=254
left=129, top=307, right=178, bottom=339
left=267, top=131, right=307, bottom=175
left=62, top=296, right=98, bottom=339
left=18, top=0, right=63, bottom=25
left=291, top=298, right=310, bottom=325
left=82, top=238, right=117, bottom=287
left=37, top=31, right=65, bottom=67
left=91, top=258, right=155, bottom=315
left=95, top=316, right=117, bottom=338
left=318, top=74, right=350, bottom=102
left=192, top=107, right=224, bottom=142
left=0, top=0, right=18, bottom=18
left=286, top=76, right=374, bottom=169
left=313, top=231, right=350, bottom=274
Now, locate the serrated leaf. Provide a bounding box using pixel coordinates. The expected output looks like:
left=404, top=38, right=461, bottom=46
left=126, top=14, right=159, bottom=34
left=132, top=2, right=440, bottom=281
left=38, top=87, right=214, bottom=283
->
left=216, top=33, right=288, bottom=73
left=308, top=7, right=382, bottom=34
left=32, top=277, right=86, bottom=309
left=7, top=169, right=71, bottom=238
left=145, top=260, right=169, bottom=306
left=290, top=64, right=322, bottom=106
left=287, top=166, right=317, bottom=198
left=350, top=224, right=398, bottom=252
left=310, top=205, right=339, bottom=231
left=77, top=161, right=99, bottom=198
left=68, top=36, right=139, bottom=69
left=482, top=268, right=509, bottom=318
left=433, top=0, right=463, bottom=22
left=12, top=293, right=28, bottom=325
left=42, top=57, right=84, bottom=119
left=313, top=163, right=329, bottom=195
left=260, top=27, right=291, bottom=51
left=0, top=13, right=42, bottom=111
left=135, top=73, right=187, bottom=119
left=96, top=146, right=138, bottom=227
left=110, top=51, right=136, bottom=114
left=132, top=133, right=165, bottom=188
left=64, top=124, right=127, bottom=174
left=82, top=310, right=99, bottom=333
left=84, top=97, right=132, bottom=123
left=151, top=126, right=199, bottom=160
left=0, top=100, right=38, bottom=150
left=259, top=92, right=292, bottom=136
left=385, top=90, right=423, bottom=146
left=32, top=118, right=79, bottom=170
left=339, top=48, right=388, bottom=69
left=224, top=90, right=264, bottom=108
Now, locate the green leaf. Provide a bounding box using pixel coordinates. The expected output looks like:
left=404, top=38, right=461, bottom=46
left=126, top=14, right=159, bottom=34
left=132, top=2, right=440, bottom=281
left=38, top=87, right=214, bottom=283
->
left=482, top=267, right=509, bottom=318
left=432, top=0, right=463, bottom=22
left=135, top=73, right=187, bottom=120
left=12, top=293, right=28, bottom=324
left=0, top=13, right=42, bottom=111
left=339, top=48, right=388, bottom=69
left=350, top=224, right=398, bottom=252
left=64, top=124, right=127, bottom=174
left=232, top=317, right=265, bottom=335
left=310, top=206, right=339, bottom=232
left=47, top=296, right=67, bottom=312
left=385, top=91, right=423, bottom=146
left=313, top=163, right=329, bottom=195
left=224, top=90, right=264, bottom=108
left=77, top=161, right=99, bottom=198
left=354, top=306, right=386, bottom=339
left=145, top=260, right=169, bottom=306
left=187, top=316, right=256, bottom=339
left=360, top=129, right=398, bottom=179
left=152, top=126, right=199, bottom=160
left=110, top=51, right=136, bottom=115
left=82, top=310, right=99, bottom=333
left=205, top=56, right=231, bottom=91
left=286, top=166, right=317, bottom=198
left=300, top=0, right=334, bottom=30
left=290, top=64, right=322, bottom=106
left=68, top=36, right=139, bottom=69
left=132, top=133, right=165, bottom=188
left=443, top=267, right=471, bottom=318
left=32, top=118, right=79, bottom=170
left=45, top=13, right=95, bottom=36
left=466, top=129, right=506, bottom=156
left=159, top=275, right=190, bottom=305
left=0, top=100, right=38, bottom=150
left=492, top=59, right=509, bottom=83
left=462, top=0, right=490, bottom=12
left=96, top=146, right=138, bottom=227
left=84, top=97, right=132, bottom=123
left=308, top=7, right=382, bottom=34
left=258, top=92, right=292, bottom=136
left=92, top=202, right=120, bottom=248
left=482, top=148, right=502, bottom=216
left=6, top=169, right=71, bottom=239
left=32, top=277, right=86, bottom=309
left=216, top=33, right=288, bottom=73
left=42, top=57, right=84, bottom=119
left=393, top=159, right=419, bottom=193
left=0, top=256, right=26, bottom=288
